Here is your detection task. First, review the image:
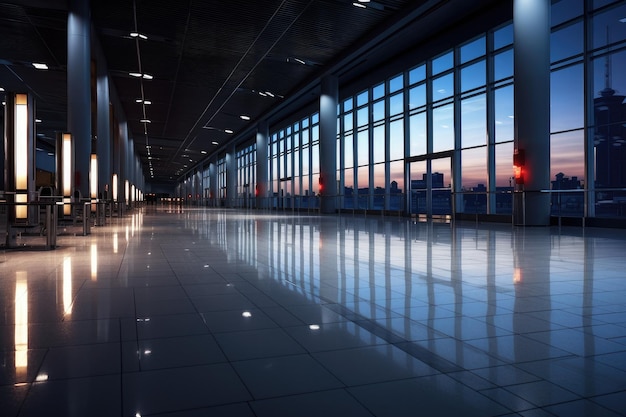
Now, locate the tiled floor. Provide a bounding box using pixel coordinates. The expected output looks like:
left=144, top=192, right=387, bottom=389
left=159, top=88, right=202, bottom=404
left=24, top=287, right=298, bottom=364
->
left=1, top=207, right=626, bottom=416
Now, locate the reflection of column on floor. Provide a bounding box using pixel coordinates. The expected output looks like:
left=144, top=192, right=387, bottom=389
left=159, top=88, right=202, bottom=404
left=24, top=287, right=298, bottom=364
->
left=583, top=235, right=595, bottom=356
left=450, top=224, right=463, bottom=339
left=513, top=229, right=551, bottom=361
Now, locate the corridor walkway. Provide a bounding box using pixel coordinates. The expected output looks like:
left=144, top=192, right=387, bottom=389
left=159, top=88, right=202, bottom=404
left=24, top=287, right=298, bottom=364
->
left=1, top=208, right=625, bottom=416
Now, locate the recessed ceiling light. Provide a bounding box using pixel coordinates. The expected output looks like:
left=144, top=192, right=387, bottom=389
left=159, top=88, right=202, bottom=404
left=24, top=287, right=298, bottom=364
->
left=201, top=150, right=207, bottom=154
left=143, top=100, right=152, bottom=105
left=32, top=63, right=48, bottom=70
left=142, top=73, right=153, bottom=80
left=0, top=87, right=4, bottom=91
left=619, top=17, right=626, bottom=23
left=293, top=58, right=306, bottom=65
left=352, top=2, right=366, bottom=7
left=129, top=72, right=142, bottom=77
left=265, top=91, right=275, bottom=97
left=224, top=129, right=233, bottom=134
left=140, top=119, right=151, bottom=123
left=240, top=115, right=251, bottom=121
left=130, top=32, right=148, bottom=40
left=212, top=141, right=219, bottom=145
left=35, top=119, right=42, bottom=123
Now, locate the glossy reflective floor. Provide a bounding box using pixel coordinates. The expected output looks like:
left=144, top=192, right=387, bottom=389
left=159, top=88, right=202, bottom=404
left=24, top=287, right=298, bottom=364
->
left=1, top=207, right=626, bottom=417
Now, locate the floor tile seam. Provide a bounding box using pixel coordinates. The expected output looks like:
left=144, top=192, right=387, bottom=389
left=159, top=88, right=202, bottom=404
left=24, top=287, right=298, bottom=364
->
left=12, top=346, right=48, bottom=417
left=243, top=385, right=361, bottom=404
left=472, top=386, right=536, bottom=414
left=322, top=302, right=474, bottom=375
left=497, top=378, right=585, bottom=407
left=222, top=349, right=314, bottom=364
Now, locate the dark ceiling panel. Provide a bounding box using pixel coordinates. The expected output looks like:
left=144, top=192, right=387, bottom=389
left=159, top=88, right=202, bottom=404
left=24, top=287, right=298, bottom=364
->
left=2, top=0, right=507, bottom=185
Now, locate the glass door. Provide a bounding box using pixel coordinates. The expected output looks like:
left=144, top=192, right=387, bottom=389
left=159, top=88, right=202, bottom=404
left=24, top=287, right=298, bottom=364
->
left=409, top=155, right=453, bottom=217
left=279, top=178, right=292, bottom=210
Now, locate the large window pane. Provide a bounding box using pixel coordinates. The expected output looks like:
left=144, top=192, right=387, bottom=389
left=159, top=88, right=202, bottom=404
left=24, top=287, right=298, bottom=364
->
left=461, top=36, right=486, bottom=64
left=373, top=163, right=385, bottom=209
left=390, top=119, right=404, bottom=161
left=433, top=104, right=454, bottom=153
left=302, top=146, right=310, bottom=175
left=461, top=94, right=486, bottom=148
left=409, top=84, right=426, bottom=110
left=409, top=64, right=426, bottom=85
left=357, top=90, right=369, bottom=107
left=461, top=61, right=486, bottom=92
left=373, top=125, right=385, bottom=164
left=358, top=130, right=369, bottom=166
left=390, top=74, right=404, bottom=93
left=357, top=107, right=369, bottom=127
left=494, top=24, right=513, bottom=50
left=389, top=92, right=403, bottom=116
left=592, top=3, right=626, bottom=49
left=432, top=73, right=454, bottom=101
left=373, top=83, right=385, bottom=100
left=494, top=49, right=513, bottom=81
left=551, top=130, right=584, bottom=216
left=552, top=0, right=583, bottom=26
left=462, top=147, right=487, bottom=190
left=593, top=49, right=626, bottom=191
left=312, top=144, right=319, bottom=174
left=432, top=51, right=453, bottom=75
left=461, top=147, right=488, bottom=214
left=357, top=166, right=369, bottom=209
left=495, top=85, right=514, bottom=143
left=551, top=21, right=583, bottom=62
left=344, top=134, right=353, bottom=169
left=495, top=142, right=513, bottom=214
left=344, top=168, right=354, bottom=208
left=373, top=100, right=385, bottom=122
left=389, top=160, right=404, bottom=211
left=410, top=112, right=426, bottom=156
left=551, top=64, right=584, bottom=132
left=343, top=98, right=353, bottom=112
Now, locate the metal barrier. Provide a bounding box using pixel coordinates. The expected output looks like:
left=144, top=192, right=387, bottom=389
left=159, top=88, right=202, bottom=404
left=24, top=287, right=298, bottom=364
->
left=2, top=201, right=59, bottom=249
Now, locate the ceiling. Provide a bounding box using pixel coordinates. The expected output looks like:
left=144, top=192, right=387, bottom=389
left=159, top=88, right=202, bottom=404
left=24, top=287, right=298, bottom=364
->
left=0, top=0, right=508, bottom=188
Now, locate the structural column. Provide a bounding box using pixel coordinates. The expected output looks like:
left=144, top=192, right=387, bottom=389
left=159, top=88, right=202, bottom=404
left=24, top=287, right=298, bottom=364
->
left=67, top=0, right=92, bottom=199
left=513, top=0, right=551, bottom=225
left=96, top=60, right=111, bottom=200
left=256, top=121, right=269, bottom=209
left=319, top=75, right=338, bottom=214
left=226, top=144, right=237, bottom=207
left=209, top=159, right=217, bottom=207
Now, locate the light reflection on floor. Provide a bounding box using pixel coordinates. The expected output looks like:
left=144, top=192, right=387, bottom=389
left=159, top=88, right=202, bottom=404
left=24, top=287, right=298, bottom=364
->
left=1, top=207, right=625, bottom=416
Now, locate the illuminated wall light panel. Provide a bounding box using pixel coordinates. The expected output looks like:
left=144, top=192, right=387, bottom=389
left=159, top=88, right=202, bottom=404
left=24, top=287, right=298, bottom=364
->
left=112, top=174, right=118, bottom=202
left=62, top=133, right=73, bottom=215
left=90, top=154, right=98, bottom=212
left=125, top=180, right=130, bottom=204
left=14, top=94, right=29, bottom=219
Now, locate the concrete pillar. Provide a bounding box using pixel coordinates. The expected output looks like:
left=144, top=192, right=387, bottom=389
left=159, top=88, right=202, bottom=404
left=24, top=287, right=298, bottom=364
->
left=209, top=159, right=217, bottom=207
left=256, top=121, right=269, bottom=209
left=96, top=62, right=111, bottom=200
left=67, top=0, right=91, bottom=199
left=226, top=144, right=237, bottom=207
left=319, top=75, right=338, bottom=214
left=513, top=0, right=551, bottom=225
